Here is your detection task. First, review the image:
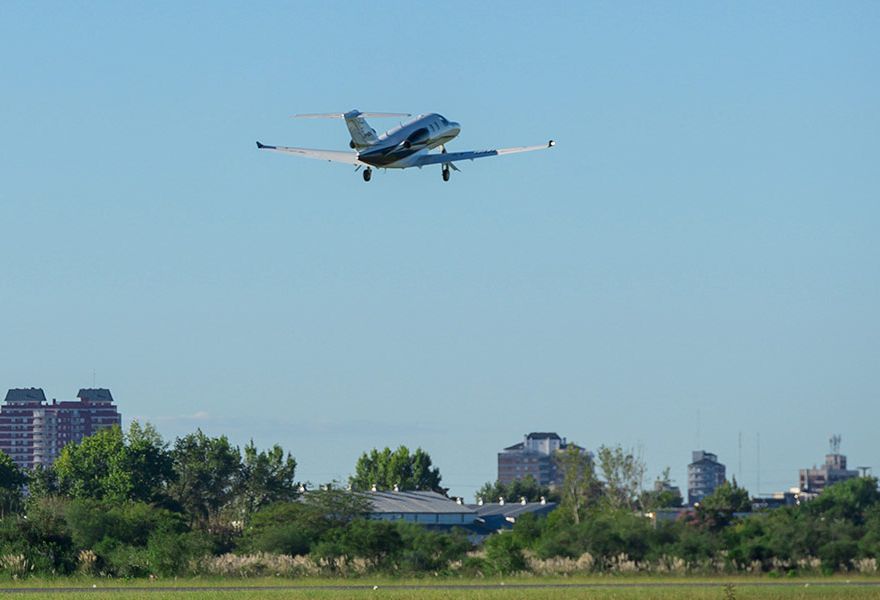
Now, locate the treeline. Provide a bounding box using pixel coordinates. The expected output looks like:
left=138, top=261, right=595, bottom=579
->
left=0, top=424, right=472, bottom=578
left=1, top=426, right=880, bottom=578
left=500, top=446, right=880, bottom=576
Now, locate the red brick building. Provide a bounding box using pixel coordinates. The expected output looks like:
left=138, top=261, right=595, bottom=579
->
left=0, top=388, right=122, bottom=470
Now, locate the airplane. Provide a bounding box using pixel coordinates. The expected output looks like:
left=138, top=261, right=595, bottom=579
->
left=256, top=110, right=554, bottom=182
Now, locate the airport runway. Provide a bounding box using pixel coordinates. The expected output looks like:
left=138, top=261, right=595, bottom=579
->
left=3, top=581, right=880, bottom=593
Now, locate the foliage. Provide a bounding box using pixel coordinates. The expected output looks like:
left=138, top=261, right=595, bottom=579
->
left=483, top=532, right=527, bottom=573
left=597, top=445, right=646, bottom=512
left=54, top=425, right=127, bottom=502
left=235, top=440, right=298, bottom=520
left=349, top=446, right=444, bottom=493
left=477, top=475, right=559, bottom=504
left=0, top=450, right=27, bottom=518
left=554, top=442, right=598, bottom=525
left=3, top=422, right=880, bottom=578
left=642, top=467, right=684, bottom=510
left=167, top=429, right=241, bottom=530
left=53, top=422, right=173, bottom=505
left=695, top=479, right=751, bottom=531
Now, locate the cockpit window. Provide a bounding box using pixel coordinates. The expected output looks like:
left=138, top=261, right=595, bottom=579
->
left=439, top=116, right=448, bottom=126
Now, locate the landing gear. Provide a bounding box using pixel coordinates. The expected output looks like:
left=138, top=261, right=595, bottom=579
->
left=363, top=168, right=372, bottom=182
left=442, top=166, right=450, bottom=182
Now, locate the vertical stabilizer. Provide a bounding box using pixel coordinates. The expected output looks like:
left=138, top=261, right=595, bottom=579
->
left=343, top=110, right=379, bottom=148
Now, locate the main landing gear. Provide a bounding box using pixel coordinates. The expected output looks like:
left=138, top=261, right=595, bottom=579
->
left=440, top=145, right=452, bottom=182
left=363, top=168, right=372, bottom=182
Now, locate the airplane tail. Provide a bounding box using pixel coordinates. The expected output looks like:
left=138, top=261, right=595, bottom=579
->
left=293, top=110, right=410, bottom=150
left=343, top=111, right=381, bottom=148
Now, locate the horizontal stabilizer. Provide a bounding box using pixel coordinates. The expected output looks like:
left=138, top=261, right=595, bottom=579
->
left=293, top=111, right=411, bottom=119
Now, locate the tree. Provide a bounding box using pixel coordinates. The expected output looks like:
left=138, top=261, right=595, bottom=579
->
left=124, top=421, right=174, bottom=504
left=696, top=479, right=751, bottom=531
left=54, top=425, right=127, bottom=501
left=53, top=422, right=173, bottom=504
left=597, top=444, right=646, bottom=511
left=808, top=476, right=880, bottom=525
left=349, top=446, right=444, bottom=493
left=0, top=450, right=27, bottom=518
left=25, top=464, right=58, bottom=506
left=301, top=484, right=372, bottom=525
left=642, top=467, right=684, bottom=510
left=483, top=532, right=527, bottom=574
left=242, top=502, right=322, bottom=556
left=167, top=430, right=241, bottom=529
left=477, top=475, right=559, bottom=504
left=554, top=442, right=598, bottom=525
left=235, top=440, right=298, bottom=518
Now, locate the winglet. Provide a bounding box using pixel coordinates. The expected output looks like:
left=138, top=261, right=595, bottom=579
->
left=548, top=140, right=556, bottom=148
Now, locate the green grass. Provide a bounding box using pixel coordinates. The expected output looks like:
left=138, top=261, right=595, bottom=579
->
left=4, top=585, right=880, bottom=600
left=3, top=578, right=880, bottom=599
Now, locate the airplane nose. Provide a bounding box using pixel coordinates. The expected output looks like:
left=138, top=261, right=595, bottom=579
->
left=450, top=122, right=461, bottom=135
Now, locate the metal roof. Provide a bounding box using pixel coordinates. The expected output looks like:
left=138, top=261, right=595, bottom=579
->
left=4, top=388, right=47, bottom=404
left=471, top=501, right=557, bottom=519
left=77, top=388, right=114, bottom=403
left=367, top=490, right=476, bottom=515
left=527, top=432, right=562, bottom=440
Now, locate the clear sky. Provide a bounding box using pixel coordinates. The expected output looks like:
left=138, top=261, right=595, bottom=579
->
left=1, top=2, right=878, bottom=499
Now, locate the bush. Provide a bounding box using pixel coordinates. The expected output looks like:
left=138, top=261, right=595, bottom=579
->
left=483, top=533, right=527, bottom=574
left=819, top=540, right=858, bottom=573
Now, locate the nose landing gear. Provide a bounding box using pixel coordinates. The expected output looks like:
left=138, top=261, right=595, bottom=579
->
left=442, top=166, right=450, bottom=182
left=363, top=168, right=372, bottom=182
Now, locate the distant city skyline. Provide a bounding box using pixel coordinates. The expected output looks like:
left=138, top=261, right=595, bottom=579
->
left=1, top=2, right=878, bottom=500
left=0, top=385, right=869, bottom=504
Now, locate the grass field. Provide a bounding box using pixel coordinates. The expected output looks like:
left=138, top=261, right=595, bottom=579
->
left=3, top=579, right=880, bottom=599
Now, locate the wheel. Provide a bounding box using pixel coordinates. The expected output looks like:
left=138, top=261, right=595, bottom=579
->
left=363, top=169, right=372, bottom=182
left=442, top=168, right=450, bottom=182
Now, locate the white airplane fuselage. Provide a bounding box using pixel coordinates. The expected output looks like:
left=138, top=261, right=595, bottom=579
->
left=357, top=113, right=461, bottom=169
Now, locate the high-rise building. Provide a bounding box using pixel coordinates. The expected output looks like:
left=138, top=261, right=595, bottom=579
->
left=799, top=436, right=859, bottom=494
left=688, top=450, right=726, bottom=505
left=497, top=432, right=583, bottom=487
left=0, top=388, right=122, bottom=470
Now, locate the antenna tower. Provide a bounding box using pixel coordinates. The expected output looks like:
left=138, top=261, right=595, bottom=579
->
left=829, top=434, right=842, bottom=455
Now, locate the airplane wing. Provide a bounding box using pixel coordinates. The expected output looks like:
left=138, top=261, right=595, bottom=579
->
left=256, top=141, right=364, bottom=165
left=414, top=140, right=555, bottom=167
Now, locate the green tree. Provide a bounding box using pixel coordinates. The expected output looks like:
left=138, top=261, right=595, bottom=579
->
left=242, top=502, right=321, bottom=556
left=641, top=467, right=684, bottom=510
left=124, top=421, right=174, bottom=504
left=483, top=532, right=527, bottom=574
left=696, top=479, right=751, bottom=531
left=54, top=425, right=127, bottom=501
left=53, top=422, right=173, bottom=504
left=168, top=430, right=241, bottom=529
left=349, top=446, right=444, bottom=493
left=0, top=451, right=27, bottom=518
left=808, top=476, right=880, bottom=525
left=317, top=519, right=404, bottom=570
left=235, top=440, right=298, bottom=519
left=477, top=474, right=559, bottom=504
left=25, top=464, right=59, bottom=506
left=597, top=444, right=646, bottom=511
left=394, top=523, right=470, bottom=573
left=554, top=443, right=598, bottom=525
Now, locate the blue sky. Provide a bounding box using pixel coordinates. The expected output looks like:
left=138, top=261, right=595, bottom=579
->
left=1, top=2, right=878, bottom=498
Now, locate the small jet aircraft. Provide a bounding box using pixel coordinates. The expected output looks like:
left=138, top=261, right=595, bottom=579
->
left=256, top=110, right=554, bottom=182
